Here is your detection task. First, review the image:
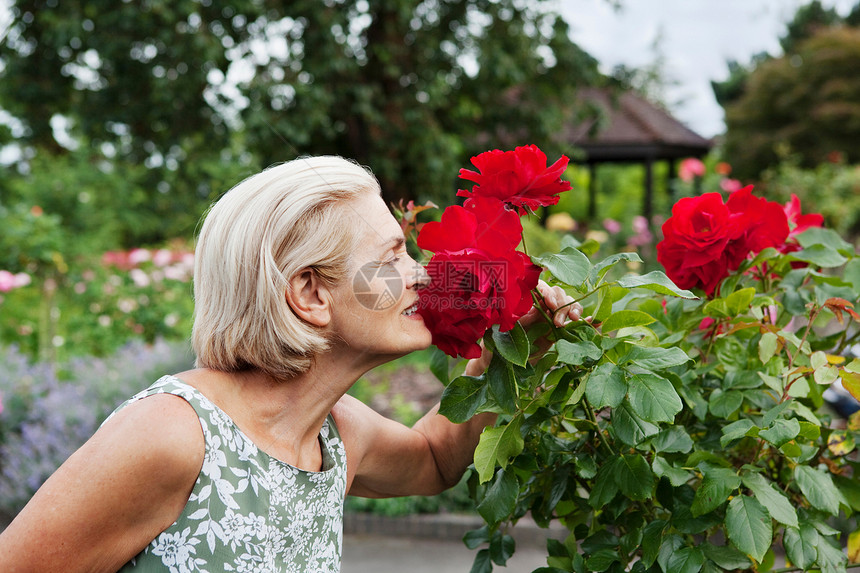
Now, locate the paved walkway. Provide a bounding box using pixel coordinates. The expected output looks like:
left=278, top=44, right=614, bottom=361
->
left=342, top=533, right=549, bottom=572
left=341, top=513, right=562, bottom=572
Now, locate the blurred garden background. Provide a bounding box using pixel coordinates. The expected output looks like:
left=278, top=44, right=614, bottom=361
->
left=1, top=0, right=859, bottom=522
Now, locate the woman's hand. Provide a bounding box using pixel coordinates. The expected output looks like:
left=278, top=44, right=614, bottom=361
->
left=522, top=279, right=585, bottom=328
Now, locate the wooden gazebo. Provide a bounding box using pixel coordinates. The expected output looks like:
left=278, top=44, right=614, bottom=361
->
left=564, top=87, right=713, bottom=223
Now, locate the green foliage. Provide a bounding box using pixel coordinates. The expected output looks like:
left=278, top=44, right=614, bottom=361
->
left=440, top=230, right=860, bottom=572
left=1, top=0, right=601, bottom=207
left=715, top=0, right=860, bottom=180
left=760, top=155, right=860, bottom=239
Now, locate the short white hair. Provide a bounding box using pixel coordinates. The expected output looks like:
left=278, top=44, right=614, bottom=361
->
left=192, top=156, right=381, bottom=379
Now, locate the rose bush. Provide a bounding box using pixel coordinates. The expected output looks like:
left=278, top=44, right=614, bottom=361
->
left=417, top=148, right=860, bottom=573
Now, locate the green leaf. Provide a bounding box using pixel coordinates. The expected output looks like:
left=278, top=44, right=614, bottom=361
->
left=489, top=533, right=516, bottom=566
left=440, top=375, right=488, bottom=423
left=762, top=399, right=791, bottom=427
left=615, top=454, right=654, bottom=500
left=708, top=389, right=744, bottom=418
left=651, top=426, right=694, bottom=454
left=585, top=363, right=627, bottom=409
left=794, top=465, right=841, bottom=515
left=726, top=287, right=757, bottom=316
left=474, top=417, right=524, bottom=484
left=691, top=466, right=741, bottom=517
left=701, top=543, right=752, bottom=570
left=666, top=546, right=705, bottom=573
left=789, top=244, right=848, bottom=268
left=817, top=535, right=849, bottom=573
left=796, top=226, right=855, bottom=253
left=627, top=372, right=683, bottom=423
left=652, top=457, right=693, bottom=486
left=590, top=252, right=643, bottom=284
left=742, top=472, right=798, bottom=527
left=585, top=549, right=620, bottom=572
left=469, top=548, right=492, bottom=573
left=487, top=354, right=517, bottom=414
left=641, top=520, right=667, bottom=567
left=782, top=522, right=819, bottom=571
left=703, top=298, right=731, bottom=319
left=725, top=495, right=772, bottom=563
left=534, top=247, right=592, bottom=287
left=477, top=469, right=519, bottom=525
left=835, top=474, right=860, bottom=512
left=612, top=401, right=660, bottom=446
left=758, top=332, right=779, bottom=364
left=616, top=270, right=698, bottom=299
left=720, top=419, right=757, bottom=448
left=844, top=258, right=860, bottom=291
left=601, top=310, right=656, bottom=333
left=657, top=535, right=685, bottom=573
left=463, top=526, right=490, bottom=549
left=620, top=345, right=692, bottom=370
left=588, top=459, right=620, bottom=508
left=429, top=347, right=450, bottom=385
left=758, top=418, right=801, bottom=447
left=556, top=339, right=602, bottom=366
left=491, top=323, right=530, bottom=367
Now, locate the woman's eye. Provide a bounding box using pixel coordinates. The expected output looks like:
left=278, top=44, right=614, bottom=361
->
left=385, top=257, right=401, bottom=267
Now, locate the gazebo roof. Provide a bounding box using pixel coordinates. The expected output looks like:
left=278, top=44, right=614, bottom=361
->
left=565, top=87, right=713, bottom=162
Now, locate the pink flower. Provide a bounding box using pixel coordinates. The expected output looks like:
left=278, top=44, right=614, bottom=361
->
left=603, top=218, right=621, bottom=234
left=128, top=248, right=152, bottom=265
left=152, top=249, right=173, bottom=267
left=0, top=271, right=31, bottom=292
left=720, top=178, right=743, bottom=193
left=679, top=158, right=706, bottom=182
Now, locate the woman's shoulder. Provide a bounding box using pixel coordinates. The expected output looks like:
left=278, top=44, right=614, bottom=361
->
left=99, top=384, right=205, bottom=475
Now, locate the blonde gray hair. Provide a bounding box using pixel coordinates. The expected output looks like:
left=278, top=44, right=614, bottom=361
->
left=192, top=156, right=381, bottom=379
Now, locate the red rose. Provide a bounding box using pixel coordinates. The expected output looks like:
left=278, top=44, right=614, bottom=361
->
left=783, top=194, right=824, bottom=241
left=657, top=186, right=789, bottom=296
left=657, top=193, right=739, bottom=295
left=725, top=185, right=789, bottom=257
left=457, top=145, right=571, bottom=215
left=417, top=198, right=541, bottom=358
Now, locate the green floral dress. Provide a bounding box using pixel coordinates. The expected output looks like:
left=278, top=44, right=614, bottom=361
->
left=109, top=376, right=347, bottom=573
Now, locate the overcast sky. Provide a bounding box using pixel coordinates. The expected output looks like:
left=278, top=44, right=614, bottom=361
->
left=560, top=0, right=858, bottom=138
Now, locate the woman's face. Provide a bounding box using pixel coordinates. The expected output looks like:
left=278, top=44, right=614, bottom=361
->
left=327, top=193, right=432, bottom=362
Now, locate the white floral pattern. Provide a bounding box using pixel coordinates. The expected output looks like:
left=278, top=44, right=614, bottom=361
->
left=111, top=376, right=347, bottom=573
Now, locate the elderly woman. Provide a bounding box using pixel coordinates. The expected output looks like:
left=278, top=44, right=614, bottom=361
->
left=0, top=157, right=580, bottom=572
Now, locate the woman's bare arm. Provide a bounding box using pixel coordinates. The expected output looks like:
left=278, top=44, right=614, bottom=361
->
left=0, top=393, right=204, bottom=573
left=341, top=282, right=583, bottom=498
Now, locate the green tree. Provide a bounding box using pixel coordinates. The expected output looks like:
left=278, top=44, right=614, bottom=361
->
left=721, top=27, right=860, bottom=180
left=0, top=0, right=600, bottom=220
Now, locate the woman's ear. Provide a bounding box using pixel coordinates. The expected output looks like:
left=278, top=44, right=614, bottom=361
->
left=286, top=269, right=332, bottom=327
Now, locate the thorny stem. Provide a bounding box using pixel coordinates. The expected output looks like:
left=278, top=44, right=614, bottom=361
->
left=583, top=398, right=615, bottom=456
left=788, top=305, right=821, bottom=371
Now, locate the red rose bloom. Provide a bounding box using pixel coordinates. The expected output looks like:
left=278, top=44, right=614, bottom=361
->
left=657, top=192, right=739, bottom=295
left=783, top=194, right=824, bottom=241
left=657, top=186, right=790, bottom=296
left=417, top=198, right=541, bottom=358
left=457, top=145, right=571, bottom=215
left=725, top=185, right=790, bottom=257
